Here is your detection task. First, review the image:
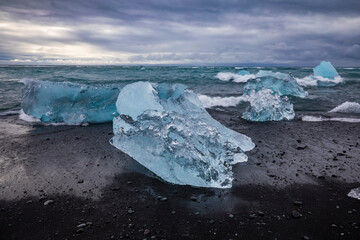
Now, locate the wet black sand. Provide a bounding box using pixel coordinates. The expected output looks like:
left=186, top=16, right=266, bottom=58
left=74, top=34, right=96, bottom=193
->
left=0, top=110, right=359, bottom=239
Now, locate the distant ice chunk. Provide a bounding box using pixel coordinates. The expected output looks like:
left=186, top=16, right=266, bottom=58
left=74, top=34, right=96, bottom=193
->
left=21, top=79, right=120, bottom=124
left=242, top=89, right=295, bottom=122
left=296, top=61, right=343, bottom=87
left=313, top=61, right=339, bottom=79
left=329, top=101, right=360, bottom=114
left=243, top=71, right=308, bottom=98
left=110, top=82, right=255, bottom=188
left=348, top=187, right=360, bottom=200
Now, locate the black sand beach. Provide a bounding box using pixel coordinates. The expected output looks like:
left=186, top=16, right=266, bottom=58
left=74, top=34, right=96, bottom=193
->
left=0, top=110, right=359, bottom=239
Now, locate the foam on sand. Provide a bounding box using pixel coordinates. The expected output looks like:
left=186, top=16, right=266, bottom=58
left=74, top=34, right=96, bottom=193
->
left=302, top=115, right=360, bottom=123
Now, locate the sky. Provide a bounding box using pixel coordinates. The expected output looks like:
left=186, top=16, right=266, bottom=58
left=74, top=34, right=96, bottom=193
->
left=0, top=0, right=359, bottom=66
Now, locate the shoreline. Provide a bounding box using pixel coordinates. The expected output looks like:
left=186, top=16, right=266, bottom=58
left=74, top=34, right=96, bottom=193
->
left=0, top=111, right=359, bottom=239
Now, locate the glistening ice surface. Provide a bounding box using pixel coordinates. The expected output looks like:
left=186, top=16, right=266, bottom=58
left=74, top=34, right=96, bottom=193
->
left=110, top=82, right=255, bottom=188
left=243, top=71, right=308, bottom=98
left=242, top=89, right=295, bottom=122
left=21, top=79, right=120, bottom=124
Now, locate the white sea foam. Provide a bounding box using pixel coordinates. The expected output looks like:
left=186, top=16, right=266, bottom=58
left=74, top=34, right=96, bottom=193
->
left=329, top=102, right=360, bottom=114
left=198, top=94, right=248, bottom=108
left=302, top=115, right=360, bottom=123
left=215, top=72, right=255, bottom=82
left=0, top=110, right=21, bottom=116
left=295, top=75, right=344, bottom=87
left=19, top=109, right=88, bottom=126
left=19, top=109, right=41, bottom=123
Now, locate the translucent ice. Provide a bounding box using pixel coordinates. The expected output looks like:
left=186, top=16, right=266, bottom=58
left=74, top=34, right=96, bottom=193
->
left=296, top=61, right=343, bottom=87
left=242, top=89, right=295, bottom=122
left=110, top=82, right=255, bottom=188
left=313, top=61, right=339, bottom=79
left=21, top=79, right=120, bottom=124
left=243, top=71, right=308, bottom=98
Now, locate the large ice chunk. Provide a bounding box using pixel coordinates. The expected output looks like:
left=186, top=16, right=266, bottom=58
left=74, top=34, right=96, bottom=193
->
left=110, top=82, right=255, bottom=188
left=296, top=61, right=343, bottom=87
left=242, top=89, right=295, bottom=122
left=21, top=79, right=120, bottom=124
left=243, top=71, right=308, bottom=98
left=313, top=61, right=339, bottom=79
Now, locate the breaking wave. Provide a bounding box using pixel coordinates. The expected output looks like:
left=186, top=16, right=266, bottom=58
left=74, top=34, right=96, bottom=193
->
left=295, top=76, right=344, bottom=87
left=198, top=94, right=248, bottom=108
left=215, top=72, right=255, bottom=83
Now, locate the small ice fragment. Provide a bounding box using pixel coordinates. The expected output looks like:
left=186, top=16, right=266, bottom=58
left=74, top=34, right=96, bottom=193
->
left=329, top=102, right=360, bottom=114
left=348, top=187, right=360, bottom=200
left=242, top=89, right=295, bottom=122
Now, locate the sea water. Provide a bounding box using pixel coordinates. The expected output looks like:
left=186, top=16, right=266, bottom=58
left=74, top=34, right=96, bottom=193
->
left=0, top=65, right=360, bottom=120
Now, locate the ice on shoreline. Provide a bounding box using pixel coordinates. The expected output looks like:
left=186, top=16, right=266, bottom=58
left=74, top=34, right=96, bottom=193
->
left=20, top=79, right=120, bottom=124
left=329, top=102, right=360, bottom=114
left=110, top=82, right=255, bottom=188
left=243, top=71, right=308, bottom=98
left=348, top=188, right=360, bottom=200
left=242, top=89, right=295, bottom=122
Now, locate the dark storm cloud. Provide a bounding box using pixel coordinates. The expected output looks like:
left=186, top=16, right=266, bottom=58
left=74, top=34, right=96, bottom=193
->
left=0, top=0, right=359, bottom=65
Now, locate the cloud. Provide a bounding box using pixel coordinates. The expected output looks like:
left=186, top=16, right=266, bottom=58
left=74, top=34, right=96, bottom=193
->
left=0, top=0, right=359, bottom=66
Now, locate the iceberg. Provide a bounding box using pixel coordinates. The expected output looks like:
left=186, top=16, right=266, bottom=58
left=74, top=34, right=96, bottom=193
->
left=21, top=79, right=120, bottom=124
left=242, top=89, right=295, bottom=122
left=296, top=61, right=343, bottom=87
left=110, top=82, right=255, bottom=188
left=243, top=71, right=308, bottom=98
left=313, top=61, right=339, bottom=79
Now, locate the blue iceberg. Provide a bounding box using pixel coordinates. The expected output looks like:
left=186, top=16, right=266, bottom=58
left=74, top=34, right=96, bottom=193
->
left=313, top=61, right=339, bottom=79
left=21, top=79, right=120, bottom=124
left=243, top=71, right=308, bottom=98
left=110, top=82, right=255, bottom=188
left=296, top=61, right=343, bottom=87
left=242, top=89, right=295, bottom=122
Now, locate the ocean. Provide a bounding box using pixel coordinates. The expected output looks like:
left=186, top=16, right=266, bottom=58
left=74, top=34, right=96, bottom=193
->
left=0, top=65, right=360, bottom=120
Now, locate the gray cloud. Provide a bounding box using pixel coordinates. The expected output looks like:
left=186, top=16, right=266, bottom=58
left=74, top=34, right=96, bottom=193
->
left=0, top=0, right=359, bottom=66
